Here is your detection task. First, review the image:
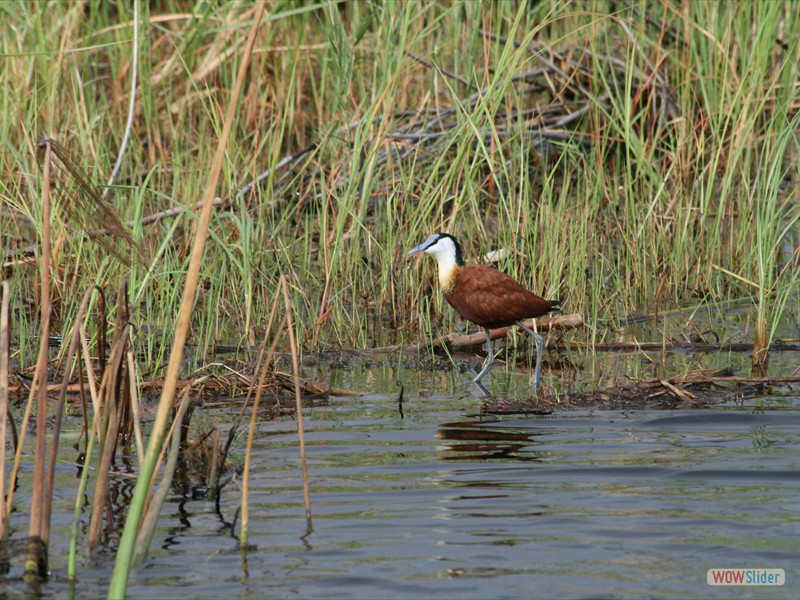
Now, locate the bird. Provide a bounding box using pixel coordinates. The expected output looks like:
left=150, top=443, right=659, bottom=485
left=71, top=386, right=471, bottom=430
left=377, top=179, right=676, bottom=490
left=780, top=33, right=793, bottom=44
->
left=407, top=232, right=559, bottom=393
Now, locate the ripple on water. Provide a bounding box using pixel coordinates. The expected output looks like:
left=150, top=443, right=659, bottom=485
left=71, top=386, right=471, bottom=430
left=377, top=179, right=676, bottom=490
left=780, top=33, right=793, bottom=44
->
left=22, top=369, right=800, bottom=599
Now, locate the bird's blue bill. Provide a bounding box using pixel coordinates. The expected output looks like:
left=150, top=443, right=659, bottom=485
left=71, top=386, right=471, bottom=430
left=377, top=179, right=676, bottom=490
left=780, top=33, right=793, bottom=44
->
left=406, top=234, right=439, bottom=256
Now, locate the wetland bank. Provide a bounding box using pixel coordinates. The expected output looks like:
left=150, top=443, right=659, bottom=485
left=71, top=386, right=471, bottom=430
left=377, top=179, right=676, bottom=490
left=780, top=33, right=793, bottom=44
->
left=1, top=2, right=799, bottom=598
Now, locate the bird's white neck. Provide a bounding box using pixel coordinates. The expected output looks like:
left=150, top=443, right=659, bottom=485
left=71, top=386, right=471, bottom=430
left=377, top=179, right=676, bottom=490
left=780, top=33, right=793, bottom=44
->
left=417, top=234, right=462, bottom=295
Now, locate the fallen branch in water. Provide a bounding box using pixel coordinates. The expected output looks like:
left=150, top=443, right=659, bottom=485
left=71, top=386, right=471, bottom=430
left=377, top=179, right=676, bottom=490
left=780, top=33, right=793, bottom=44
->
left=369, top=312, right=800, bottom=358
left=449, top=313, right=584, bottom=349
left=563, top=340, right=800, bottom=353
left=370, top=313, right=584, bottom=354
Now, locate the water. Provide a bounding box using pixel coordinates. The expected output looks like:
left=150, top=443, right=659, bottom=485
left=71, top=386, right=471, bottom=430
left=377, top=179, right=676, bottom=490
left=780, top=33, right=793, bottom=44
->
left=5, top=366, right=799, bottom=599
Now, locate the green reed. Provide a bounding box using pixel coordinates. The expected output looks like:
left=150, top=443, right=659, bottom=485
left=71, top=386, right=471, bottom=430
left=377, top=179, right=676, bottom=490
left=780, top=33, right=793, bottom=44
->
left=0, top=0, right=798, bottom=377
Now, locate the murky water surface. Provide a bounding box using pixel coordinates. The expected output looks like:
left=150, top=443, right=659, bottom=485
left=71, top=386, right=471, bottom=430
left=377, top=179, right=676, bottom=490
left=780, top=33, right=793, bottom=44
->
left=7, top=364, right=800, bottom=599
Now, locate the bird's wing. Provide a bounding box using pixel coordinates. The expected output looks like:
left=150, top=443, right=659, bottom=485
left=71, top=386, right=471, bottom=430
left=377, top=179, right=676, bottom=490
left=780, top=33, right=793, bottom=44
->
left=446, top=265, right=551, bottom=327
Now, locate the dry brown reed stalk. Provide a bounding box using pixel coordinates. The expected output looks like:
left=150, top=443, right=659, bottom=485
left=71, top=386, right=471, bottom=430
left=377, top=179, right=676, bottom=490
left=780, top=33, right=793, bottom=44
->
left=240, top=280, right=286, bottom=546
left=77, top=313, right=105, bottom=444
left=79, top=330, right=102, bottom=414
left=110, top=4, right=266, bottom=593
left=76, top=345, right=91, bottom=453
left=26, top=138, right=53, bottom=579
left=282, top=275, right=311, bottom=526
left=0, top=280, right=10, bottom=542
left=41, top=285, right=103, bottom=545
left=117, top=364, right=136, bottom=455
left=126, top=350, right=145, bottom=466
left=205, top=428, right=222, bottom=502
left=68, top=307, right=113, bottom=580
left=88, top=285, right=134, bottom=549
left=752, top=338, right=769, bottom=375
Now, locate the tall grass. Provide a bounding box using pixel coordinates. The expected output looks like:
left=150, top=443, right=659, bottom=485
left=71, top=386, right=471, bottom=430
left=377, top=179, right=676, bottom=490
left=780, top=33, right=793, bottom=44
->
left=2, top=1, right=798, bottom=375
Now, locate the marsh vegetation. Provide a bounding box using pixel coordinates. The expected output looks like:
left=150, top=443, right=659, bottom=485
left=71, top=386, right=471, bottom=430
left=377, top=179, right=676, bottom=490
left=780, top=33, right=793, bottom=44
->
left=1, top=1, right=799, bottom=596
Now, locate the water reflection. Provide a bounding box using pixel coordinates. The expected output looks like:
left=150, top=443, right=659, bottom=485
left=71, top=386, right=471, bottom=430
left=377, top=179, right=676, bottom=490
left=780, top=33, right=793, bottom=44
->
left=436, top=420, right=545, bottom=461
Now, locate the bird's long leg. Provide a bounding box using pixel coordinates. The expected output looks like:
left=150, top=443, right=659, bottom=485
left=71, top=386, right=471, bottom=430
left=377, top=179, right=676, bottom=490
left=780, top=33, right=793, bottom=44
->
left=516, top=320, right=545, bottom=393
left=473, top=327, right=495, bottom=386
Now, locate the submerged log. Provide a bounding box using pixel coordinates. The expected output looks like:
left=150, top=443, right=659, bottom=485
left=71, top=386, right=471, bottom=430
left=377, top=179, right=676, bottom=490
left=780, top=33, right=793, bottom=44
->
left=370, top=313, right=584, bottom=354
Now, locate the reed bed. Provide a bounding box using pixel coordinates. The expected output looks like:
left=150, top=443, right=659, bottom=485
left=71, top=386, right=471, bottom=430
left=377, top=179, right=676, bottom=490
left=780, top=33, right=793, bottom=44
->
left=1, top=0, right=800, bottom=595
left=1, top=2, right=798, bottom=367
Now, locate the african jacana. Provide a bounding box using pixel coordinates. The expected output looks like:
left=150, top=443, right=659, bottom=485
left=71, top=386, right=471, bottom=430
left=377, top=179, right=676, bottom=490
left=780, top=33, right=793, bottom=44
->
left=407, top=233, right=559, bottom=393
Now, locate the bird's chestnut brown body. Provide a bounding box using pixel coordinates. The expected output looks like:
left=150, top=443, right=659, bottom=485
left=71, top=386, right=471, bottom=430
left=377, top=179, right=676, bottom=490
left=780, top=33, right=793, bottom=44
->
left=443, top=264, right=558, bottom=329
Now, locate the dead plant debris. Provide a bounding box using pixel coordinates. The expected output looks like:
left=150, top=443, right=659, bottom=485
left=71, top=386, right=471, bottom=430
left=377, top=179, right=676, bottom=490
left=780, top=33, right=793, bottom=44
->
left=480, top=368, right=800, bottom=414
